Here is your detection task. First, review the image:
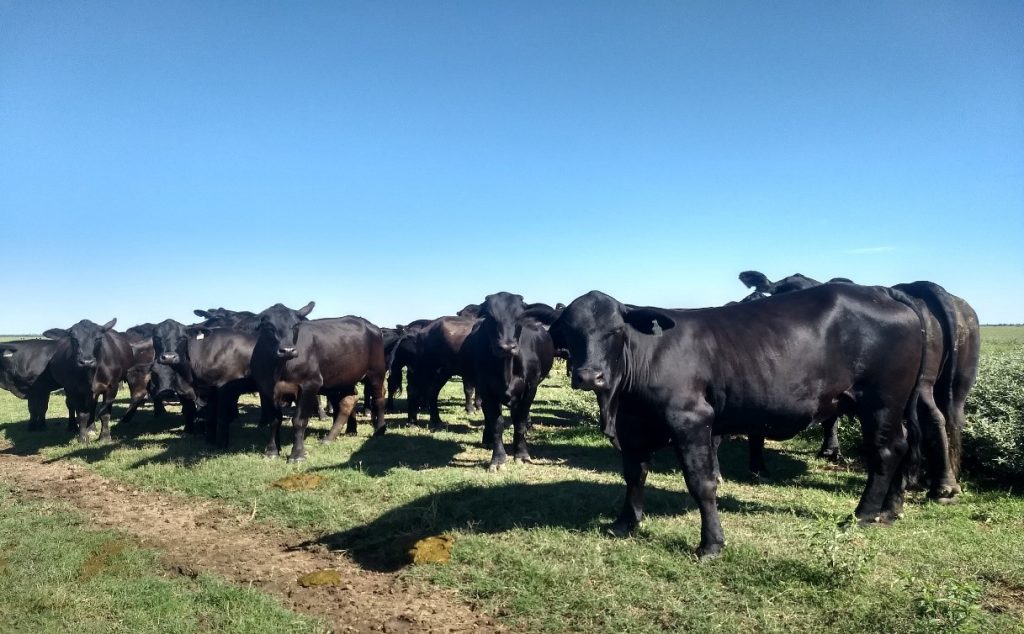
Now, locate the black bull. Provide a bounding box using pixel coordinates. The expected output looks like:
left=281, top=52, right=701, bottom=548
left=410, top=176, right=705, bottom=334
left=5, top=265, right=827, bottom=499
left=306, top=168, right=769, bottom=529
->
left=550, top=285, right=927, bottom=559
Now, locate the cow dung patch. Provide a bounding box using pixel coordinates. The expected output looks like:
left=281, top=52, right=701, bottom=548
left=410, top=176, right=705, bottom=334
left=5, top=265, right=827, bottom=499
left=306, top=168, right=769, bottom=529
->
left=298, top=569, right=343, bottom=587
left=409, top=535, right=455, bottom=565
left=272, top=473, right=324, bottom=492
left=79, top=540, right=129, bottom=580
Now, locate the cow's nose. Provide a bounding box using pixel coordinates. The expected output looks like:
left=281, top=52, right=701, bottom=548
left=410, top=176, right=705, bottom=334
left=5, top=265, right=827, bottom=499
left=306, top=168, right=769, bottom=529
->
left=498, top=340, right=519, bottom=354
left=78, top=358, right=97, bottom=368
left=572, top=369, right=605, bottom=390
left=278, top=346, right=297, bottom=358
left=159, top=353, right=179, bottom=364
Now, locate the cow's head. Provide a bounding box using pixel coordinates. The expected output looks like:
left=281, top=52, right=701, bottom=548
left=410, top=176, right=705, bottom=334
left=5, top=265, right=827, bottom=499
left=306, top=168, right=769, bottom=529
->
left=151, top=319, right=193, bottom=366
left=479, top=293, right=526, bottom=356
left=257, top=301, right=314, bottom=359
left=44, top=319, right=116, bottom=368
left=550, top=291, right=674, bottom=445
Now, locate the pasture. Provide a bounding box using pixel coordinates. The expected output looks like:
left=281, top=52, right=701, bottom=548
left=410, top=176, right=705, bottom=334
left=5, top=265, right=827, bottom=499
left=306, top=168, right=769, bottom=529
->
left=1, top=328, right=1023, bottom=633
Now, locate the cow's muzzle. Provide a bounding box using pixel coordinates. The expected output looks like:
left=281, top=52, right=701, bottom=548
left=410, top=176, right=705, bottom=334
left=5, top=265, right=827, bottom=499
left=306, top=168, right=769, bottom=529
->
left=572, top=368, right=606, bottom=390
left=277, top=347, right=298, bottom=359
left=498, top=340, right=519, bottom=356
left=158, top=353, right=179, bottom=365
left=77, top=358, right=97, bottom=369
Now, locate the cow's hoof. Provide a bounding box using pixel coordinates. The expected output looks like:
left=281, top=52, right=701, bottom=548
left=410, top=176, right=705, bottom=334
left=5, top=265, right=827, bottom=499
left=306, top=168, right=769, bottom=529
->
left=697, top=544, right=724, bottom=561
left=715, top=474, right=725, bottom=485
left=99, top=433, right=112, bottom=443
left=287, top=455, right=306, bottom=464
left=856, top=514, right=885, bottom=527
left=928, top=494, right=959, bottom=505
left=487, top=462, right=505, bottom=473
left=319, top=437, right=334, bottom=445
left=77, top=435, right=89, bottom=445
left=605, top=521, right=636, bottom=538
left=263, top=452, right=279, bottom=460
left=372, top=427, right=387, bottom=437
left=512, top=455, right=533, bottom=464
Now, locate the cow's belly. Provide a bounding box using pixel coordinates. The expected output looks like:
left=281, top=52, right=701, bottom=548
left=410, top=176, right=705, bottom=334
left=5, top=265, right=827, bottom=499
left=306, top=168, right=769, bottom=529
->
left=715, top=396, right=842, bottom=440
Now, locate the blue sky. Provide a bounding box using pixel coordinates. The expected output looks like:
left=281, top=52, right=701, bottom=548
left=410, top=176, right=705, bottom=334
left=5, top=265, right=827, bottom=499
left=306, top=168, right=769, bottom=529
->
left=2, top=1, right=1022, bottom=331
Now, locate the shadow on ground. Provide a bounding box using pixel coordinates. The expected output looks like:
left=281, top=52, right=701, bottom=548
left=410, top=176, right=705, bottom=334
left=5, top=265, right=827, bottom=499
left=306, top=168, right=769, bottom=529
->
left=309, top=479, right=819, bottom=572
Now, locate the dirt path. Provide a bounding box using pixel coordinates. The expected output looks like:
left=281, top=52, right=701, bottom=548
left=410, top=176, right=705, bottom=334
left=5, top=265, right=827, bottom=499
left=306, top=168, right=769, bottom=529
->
left=0, top=452, right=503, bottom=634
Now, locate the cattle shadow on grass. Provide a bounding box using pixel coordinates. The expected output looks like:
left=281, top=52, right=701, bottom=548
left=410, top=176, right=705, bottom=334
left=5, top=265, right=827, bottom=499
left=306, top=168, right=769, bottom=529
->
left=310, top=480, right=815, bottom=573
left=312, top=433, right=463, bottom=477
left=0, top=400, right=181, bottom=457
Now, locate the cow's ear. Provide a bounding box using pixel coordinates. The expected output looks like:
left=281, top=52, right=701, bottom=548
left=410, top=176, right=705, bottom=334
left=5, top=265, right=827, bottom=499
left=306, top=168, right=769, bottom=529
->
left=297, top=301, right=315, bottom=318
left=102, top=318, right=117, bottom=331
left=186, top=326, right=212, bottom=340
left=739, top=270, right=771, bottom=293
left=43, top=328, right=68, bottom=340
left=547, top=316, right=568, bottom=349
left=194, top=309, right=211, bottom=319
left=623, top=307, right=675, bottom=335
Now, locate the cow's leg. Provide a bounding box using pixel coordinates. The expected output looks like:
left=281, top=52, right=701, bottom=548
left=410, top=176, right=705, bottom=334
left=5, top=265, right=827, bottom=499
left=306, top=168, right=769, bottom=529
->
left=483, top=397, right=506, bottom=470
left=917, top=389, right=957, bottom=500
left=66, top=398, right=77, bottom=433
left=365, top=372, right=388, bottom=437
left=463, top=381, right=477, bottom=415
left=712, top=435, right=723, bottom=484
left=316, top=395, right=327, bottom=421
left=668, top=408, right=725, bottom=559
left=386, top=367, right=402, bottom=413
left=213, top=382, right=246, bottom=449
left=98, top=389, right=117, bottom=442
left=427, top=374, right=448, bottom=430
left=75, top=396, right=95, bottom=443
left=510, top=384, right=538, bottom=463
left=181, top=397, right=198, bottom=434
left=854, top=406, right=908, bottom=524
left=608, top=449, right=651, bottom=537
left=748, top=435, right=767, bottom=477
left=27, top=392, right=48, bottom=431
left=817, top=416, right=842, bottom=461
left=121, top=391, right=145, bottom=424
left=323, top=393, right=358, bottom=443
left=262, top=392, right=284, bottom=459
left=287, top=386, right=320, bottom=463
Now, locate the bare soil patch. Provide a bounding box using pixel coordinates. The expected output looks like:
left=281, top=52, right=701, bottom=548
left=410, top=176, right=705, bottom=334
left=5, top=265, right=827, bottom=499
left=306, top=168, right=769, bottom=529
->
left=0, top=452, right=503, bottom=633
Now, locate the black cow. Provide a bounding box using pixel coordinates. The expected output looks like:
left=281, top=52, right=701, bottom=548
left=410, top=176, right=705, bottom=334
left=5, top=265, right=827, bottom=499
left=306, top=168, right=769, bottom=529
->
left=0, top=339, right=62, bottom=430
left=193, top=307, right=260, bottom=331
left=121, top=323, right=169, bottom=423
left=460, top=293, right=555, bottom=470
left=44, top=319, right=134, bottom=443
left=457, top=304, right=482, bottom=318
left=152, top=319, right=255, bottom=439
left=384, top=319, right=433, bottom=413
left=551, top=286, right=926, bottom=559
left=892, top=281, right=980, bottom=500
left=406, top=316, right=481, bottom=428
left=254, top=314, right=388, bottom=462
left=738, top=272, right=979, bottom=500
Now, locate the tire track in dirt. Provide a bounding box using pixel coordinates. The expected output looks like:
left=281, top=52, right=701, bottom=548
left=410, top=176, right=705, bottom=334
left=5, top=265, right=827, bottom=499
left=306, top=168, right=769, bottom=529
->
left=0, top=452, right=503, bottom=634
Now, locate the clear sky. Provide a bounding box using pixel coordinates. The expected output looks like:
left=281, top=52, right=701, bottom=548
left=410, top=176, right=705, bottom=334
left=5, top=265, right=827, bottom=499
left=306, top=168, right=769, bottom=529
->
left=2, top=1, right=1022, bottom=332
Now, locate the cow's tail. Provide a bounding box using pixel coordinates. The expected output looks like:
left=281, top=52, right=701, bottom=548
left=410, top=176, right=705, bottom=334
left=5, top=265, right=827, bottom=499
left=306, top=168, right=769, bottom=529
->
left=893, top=281, right=962, bottom=475
left=385, top=335, right=405, bottom=396
left=883, top=287, right=928, bottom=488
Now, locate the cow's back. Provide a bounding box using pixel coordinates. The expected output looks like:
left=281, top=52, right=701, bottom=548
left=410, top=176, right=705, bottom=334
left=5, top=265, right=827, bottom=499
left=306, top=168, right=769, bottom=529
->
left=647, top=285, right=923, bottom=437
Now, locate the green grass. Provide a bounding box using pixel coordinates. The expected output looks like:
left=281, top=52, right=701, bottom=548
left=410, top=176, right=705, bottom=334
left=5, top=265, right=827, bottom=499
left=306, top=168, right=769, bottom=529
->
left=0, top=490, right=324, bottom=634
left=1, top=333, right=1023, bottom=632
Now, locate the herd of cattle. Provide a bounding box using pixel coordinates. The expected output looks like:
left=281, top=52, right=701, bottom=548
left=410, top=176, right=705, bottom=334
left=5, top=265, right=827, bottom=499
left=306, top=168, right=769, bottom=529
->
left=0, top=271, right=980, bottom=559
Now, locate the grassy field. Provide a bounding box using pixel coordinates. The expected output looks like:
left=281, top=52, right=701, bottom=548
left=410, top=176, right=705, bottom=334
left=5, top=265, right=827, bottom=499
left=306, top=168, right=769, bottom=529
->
left=1, top=327, right=1023, bottom=632
left=0, top=489, right=321, bottom=633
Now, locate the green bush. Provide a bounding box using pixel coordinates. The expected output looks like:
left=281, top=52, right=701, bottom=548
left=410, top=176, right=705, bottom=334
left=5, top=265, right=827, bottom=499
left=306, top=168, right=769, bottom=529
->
left=963, top=349, right=1024, bottom=483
